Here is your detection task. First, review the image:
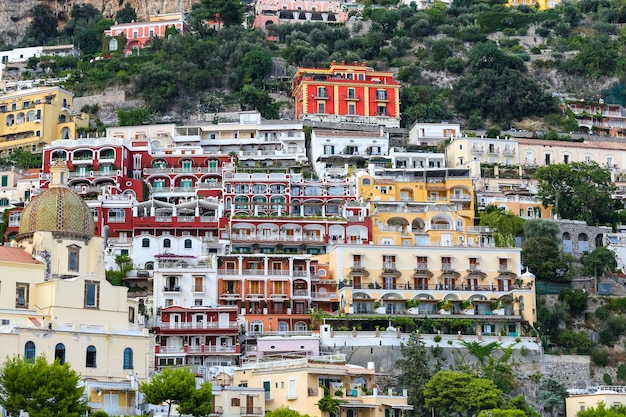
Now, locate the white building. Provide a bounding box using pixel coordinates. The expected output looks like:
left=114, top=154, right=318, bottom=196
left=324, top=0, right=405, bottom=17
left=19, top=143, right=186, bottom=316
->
left=409, top=122, right=461, bottom=146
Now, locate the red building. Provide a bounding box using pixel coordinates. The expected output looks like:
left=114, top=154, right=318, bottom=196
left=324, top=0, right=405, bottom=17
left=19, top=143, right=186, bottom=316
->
left=153, top=306, right=241, bottom=371
left=292, top=60, right=401, bottom=128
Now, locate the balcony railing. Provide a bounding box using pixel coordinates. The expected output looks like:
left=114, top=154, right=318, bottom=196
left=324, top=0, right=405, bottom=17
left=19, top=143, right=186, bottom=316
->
left=312, top=291, right=337, bottom=299
left=241, top=407, right=263, bottom=415
left=163, top=286, right=181, bottom=292
left=383, top=262, right=396, bottom=270
left=158, top=321, right=239, bottom=330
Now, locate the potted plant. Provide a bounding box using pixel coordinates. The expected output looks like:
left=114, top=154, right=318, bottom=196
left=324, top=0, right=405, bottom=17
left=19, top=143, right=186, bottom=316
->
left=460, top=300, right=474, bottom=315
left=374, top=300, right=386, bottom=314
left=406, top=299, right=420, bottom=314
left=437, top=300, right=452, bottom=315
left=491, top=300, right=505, bottom=315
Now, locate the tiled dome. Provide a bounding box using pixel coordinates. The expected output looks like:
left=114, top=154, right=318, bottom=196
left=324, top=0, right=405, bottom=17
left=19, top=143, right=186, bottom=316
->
left=18, top=160, right=94, bottom=237
left=19, top=187, right=94, bottom=236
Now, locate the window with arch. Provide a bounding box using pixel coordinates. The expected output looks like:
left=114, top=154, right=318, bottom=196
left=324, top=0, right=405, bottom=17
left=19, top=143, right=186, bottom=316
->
left=61, top=127, right=71, bottom=140
left=278, top=321, right=289, bottom=334
left=123, top=347, right=134, bottom=369
left=26, top=110, right=36, bottom=122
left=294, top=321, right=308, bottom=332
left=142, top=238, right=150, bottom=248
left=55, top=343, right=65, bottom=364
left=163, top=238, right=171, bottom=248
left=86, top=345, right=97, bottom=368
left=68, top=245, right=80, bottom=272
left=109, top=38, right=118, bottom=51
left=24, top=341, right=36, bottom=361
left=184, top=239, right=192, bottom=249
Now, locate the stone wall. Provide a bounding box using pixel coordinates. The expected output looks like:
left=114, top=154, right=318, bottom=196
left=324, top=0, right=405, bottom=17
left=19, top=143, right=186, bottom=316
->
left=543, top=354, right=592, bottom=388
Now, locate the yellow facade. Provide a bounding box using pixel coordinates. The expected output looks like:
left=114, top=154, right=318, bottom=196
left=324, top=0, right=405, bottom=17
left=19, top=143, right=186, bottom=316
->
left=318, top=243, right=536, bottom=335
left=566, top=390, right=626, bottom=417
left=506, top=0, right=561, bottom=10
left=0, top=86, right=89, bottom=155
left=232, top=355, right=410, bottom=417
left=357, top=171, right=482, bottom=247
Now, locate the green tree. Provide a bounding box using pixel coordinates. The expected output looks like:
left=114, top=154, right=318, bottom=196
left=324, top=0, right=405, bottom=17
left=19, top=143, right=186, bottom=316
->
left=536, top=162, right=618, bottom=226
left=316, top=387, right=346, bottom=416
left=238, top=85, right=280, bottom=119
left=178, top=380, right=213, bottom=417
left=26, top=5, right=58, bottom=46
left=201, top=0, right=244, bottom=26
left=558, top=288, right=589, bottom=316
left=396, top=332, right=432, bottom=417
left=477, top=410, right=525, bottom=417
left=266, top=407, right=312, bottom=417
left=522, top=236, right=572, bottom=281
left=139, top=367, right=198, bottom=417
left=578, top=402, right=626, bottom=417
left=0, top=355, right=89, bottom=417
left=581, top=247, right=617, bottom=277
left=523, top=219, right=559, bottom=241
left=117, top=107, right=149, bottom=126
left=424, top=371, right=502, bottom=417
left=115, top=3, right=137, bottom=23
left=480, top=205, right=525, bottom=247
left=537, top=376, right=569, bottom=417
left=242, top=49, right=272, bottom=86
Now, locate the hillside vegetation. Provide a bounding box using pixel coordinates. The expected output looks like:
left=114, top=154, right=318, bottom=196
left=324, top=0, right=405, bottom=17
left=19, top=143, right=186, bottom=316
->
left=10, top=0, right=626, bottom=127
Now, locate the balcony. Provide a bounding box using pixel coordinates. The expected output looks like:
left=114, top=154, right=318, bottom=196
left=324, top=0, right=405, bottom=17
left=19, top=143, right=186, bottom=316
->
left=220, top=292, right=242, bottom=300
left=293, top=289, right=309, bottom=297
left=467, top=264, right=481, bottom=272
left=441, top=263, right=453, bottom=271
left=344, top=94, right=360, bottom=101
left=471, top=146, right=484, bottom=153
left=72, top=155, right=94, bottom=165
left=450, top=193, right=472, bottom=202
left=241, top=407, right=263, bottom=416
left=375, top=94, right=389, bottom=102
left=487, top=147, right=499, bottom=155
left=383, top=262, right=396, bottom=270
left=415, top=263, right=428, bottom=271
left=315, top=91, right=329, bottom=100
left=311, top=291, right=337, bottom=299
left=163, top=286, right=181, bottom=293
left=498, top=265, right=512, bottom=273
left=503, top=148, right=516, bottom=156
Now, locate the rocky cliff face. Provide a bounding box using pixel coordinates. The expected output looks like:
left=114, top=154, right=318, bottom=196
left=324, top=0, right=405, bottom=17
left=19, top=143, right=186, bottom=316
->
left=0, top=0, right=198, bottom=45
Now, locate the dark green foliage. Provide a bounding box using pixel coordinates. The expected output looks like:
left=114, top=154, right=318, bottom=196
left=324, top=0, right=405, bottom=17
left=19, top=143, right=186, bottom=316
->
left=596, top=306, right=610, bottom=320
left=604, top=373, right=613, bottom=384
left=599, top=316, right=626, bottom=346
left=200, top=0, right=245, bottom=26
left=238, top=85, right=281, bottom=119
left=424, top=371, right=502, bottom=417
left=581, top=247, right=618, bottom=277
left=608, top=298, right=626, bottom=313
left=591, top=349, right=609, bottom=366
left=535, top=300, right=567, bottom=340
left=555, top=329, right=594, bottom=352
left=460, top=341, right=501, bottom=365
left=537, top=162, right=619, bottom=226
left=536, top=376, right=569, bottom=417
left=117, top=108, right=149, bottom=126
left=558, top=288, right=589, bottom=315
left=0, top=356, right=90, bottom=417
left=26, top=5, right=58, bottom=46
left=523, top=219, right=559, bottom=241
left=64, top=4, right=106, bottom=55
left=140, top=368, right=212, bottom=417
left=522, top=236, right=572, bottom=281
left=396, top=333, right=432, bottom=417
left=115, top=3, right=137, bottom=24
left=617, top=364, right=626, bottom=381
left=0, top=149, right=42, bottom=170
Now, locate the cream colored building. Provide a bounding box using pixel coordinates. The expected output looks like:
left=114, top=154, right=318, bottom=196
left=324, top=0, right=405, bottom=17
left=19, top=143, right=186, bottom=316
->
left=0, top=160, right=150, bottom=416
left=566, top=387, right=626, bottom=417
left=212, top=385, right=266, bottom=417
left=0, top=86, right=89, bottom=155
left=318, top=243, right=536, bottom=336
left=232, top=354, right=411, bottom=417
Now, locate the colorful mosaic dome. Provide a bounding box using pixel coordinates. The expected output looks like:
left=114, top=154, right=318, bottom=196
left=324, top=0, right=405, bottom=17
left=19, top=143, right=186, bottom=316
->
left=18, top=183, right=95, bottom=237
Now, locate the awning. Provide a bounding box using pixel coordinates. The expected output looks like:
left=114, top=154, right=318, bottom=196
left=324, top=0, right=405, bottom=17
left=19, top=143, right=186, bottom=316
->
left=383, top=404, right=414, bottom=410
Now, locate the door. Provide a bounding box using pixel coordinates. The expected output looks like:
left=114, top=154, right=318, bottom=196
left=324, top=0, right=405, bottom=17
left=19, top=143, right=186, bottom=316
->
left=103, top=394, right=119, bottom=415
left=441, top=233, right=451, bottom=246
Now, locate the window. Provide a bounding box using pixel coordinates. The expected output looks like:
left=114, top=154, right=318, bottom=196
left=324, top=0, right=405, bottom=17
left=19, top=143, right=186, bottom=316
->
left=86, top=345, right=97, bottom=368
left=348, top=103, right=356, bottom=115
left=55, top=343, right=65, bottom=365
left=84, top=280, right=100, bottom=309
left=231, top=398, right=241, bottom=406
left=68, top=245, right=80, bottom=272
left=184, top=239, right=192, bottom=249
left=123, top=347, right=134, bottom=369
left=24, top=341, right=36, bottom=361
left=163, top=238, right=171, bottom=248
left=1, top=175, right=7, bottom=187
left=288, top=378, right=297, bottom=399
left=318, top=102, right=325, bottom=113
left=317, top=87, right=327, bottom=97
left=142, top=238, right=150, bottom=248
left=16, top=283, right=29, bottom=308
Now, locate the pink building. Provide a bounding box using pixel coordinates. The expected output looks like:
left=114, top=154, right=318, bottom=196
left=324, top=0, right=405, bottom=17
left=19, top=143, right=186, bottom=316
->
left=254, top=0, right=348, bottom=39
left=104, top=13, right=190, bottom=53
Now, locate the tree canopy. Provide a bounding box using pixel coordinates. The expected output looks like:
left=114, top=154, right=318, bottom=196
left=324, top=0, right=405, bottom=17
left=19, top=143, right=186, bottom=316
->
left=536, top=162, right=619, bottom=226
left=581, top=247, right=618, bottom=277
left=396, top=332, right=432, bottom=417
left=522, top=236, right=572, bottom=281
left=140, top=367, right=212, bottom=417
left=480, top=205, right=525, bottom=247
left=424, top=371, right=502, bottom=417
left=0, top=355, right=89, bottom=417
left=115, top=3, right=138, bottom=24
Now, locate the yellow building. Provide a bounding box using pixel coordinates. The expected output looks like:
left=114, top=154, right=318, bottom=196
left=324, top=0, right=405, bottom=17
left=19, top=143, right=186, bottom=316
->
left=0, top=160, right=150, bottom=416
left=232, top=354, right=411, bottom=417
left=566, top=387, right=626, bottom=417
left=506, top=0, right=561, bottom=10
left=0, top=86, right=89, bottom=155
left=317, top=243, right=536, bottom=336
left=357, top=169, right=485, bottom=247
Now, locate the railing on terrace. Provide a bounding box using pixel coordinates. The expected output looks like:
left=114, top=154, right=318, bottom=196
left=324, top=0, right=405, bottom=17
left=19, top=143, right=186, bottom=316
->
left=159, top=321, right=238, bottom=330
left=239, top=354, right=345, bottom=370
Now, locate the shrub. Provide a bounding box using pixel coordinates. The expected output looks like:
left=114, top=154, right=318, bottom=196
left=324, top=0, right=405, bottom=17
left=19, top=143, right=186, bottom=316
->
left=432, top=345, right=443, bottom=357
left=604, top=373, right=613, bottom=385
left=591, top=349, right=609, bottom=367
left=520, top=346, right=529, bottom=357
left=596, top=306, right=610, bottom=320
left=617, top=364, right=626, bottom=381
left=434, top=334, right=442, bottom=343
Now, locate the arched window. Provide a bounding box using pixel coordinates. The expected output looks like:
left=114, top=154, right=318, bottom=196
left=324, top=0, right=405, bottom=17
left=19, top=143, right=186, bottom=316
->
left=184, top=239, right=192, bottom=249
left=123, top=347, right=134, bottom=369
left=86, top=345, right=97, bottom=368
left=55, top=343, right=66, bottom=365
left=142, top=238, right=150, bottom=248
left=163, top=238, right=171, bottom=248
left=61, top=127, right=71, bottom=140
left=24, top=341, right=36, bottom=361
left=109, top=38, right=118, bottom=51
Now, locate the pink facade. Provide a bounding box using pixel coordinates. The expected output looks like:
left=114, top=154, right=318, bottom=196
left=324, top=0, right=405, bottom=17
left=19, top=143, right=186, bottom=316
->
left=104, top=16, right=189, bottom=52
left=254, top=0, right=348, bottom=38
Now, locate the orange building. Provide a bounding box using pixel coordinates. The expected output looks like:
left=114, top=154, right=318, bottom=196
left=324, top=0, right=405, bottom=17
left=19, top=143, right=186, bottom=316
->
left=292, top=60, right=401, bottom=128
